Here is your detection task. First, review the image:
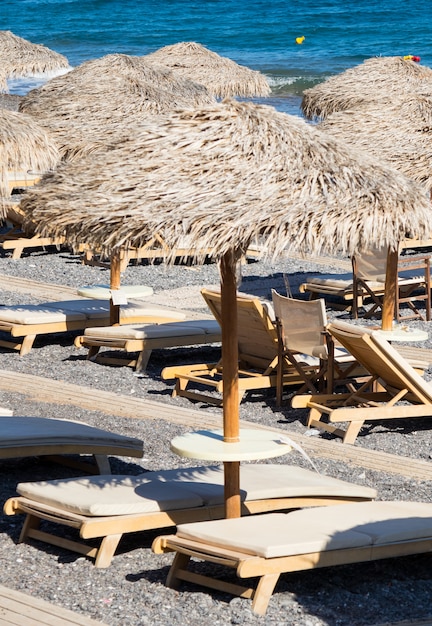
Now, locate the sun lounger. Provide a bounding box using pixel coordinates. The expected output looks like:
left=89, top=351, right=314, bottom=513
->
left=0, top=201, right=66, bottom=259
left=0, top=298, right=187, bottom=355
left=152, top=500, right=432, bottom=615
left=74, top=319, right=221, bottom=371
left=0, top=415, right=143, bottom=474
left=292, top=319, right=432, bottom=444
left=4, top=463, right=377, bottom=568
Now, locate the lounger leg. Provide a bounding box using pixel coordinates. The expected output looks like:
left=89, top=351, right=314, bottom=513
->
left=136, top=349, right=152, bottom=372
left=342, top=420, right=365, bottom=445
left=166, top=552, right=192, bottom=589
left=251, top=573, right=280, bottom=616
left=173, top=377, right=189, bottom=398
left=19, top=514, right=40, bottom=543
left=94, top=454, right=111, bottom=474
left=19, top=334, right=36, bottom=356
left=94, top=533, right=123, bottom=568
left=87, top=346, right=101, bottom=361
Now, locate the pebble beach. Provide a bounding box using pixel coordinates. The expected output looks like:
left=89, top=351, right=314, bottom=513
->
left=0, top=243, right=431, bottom=626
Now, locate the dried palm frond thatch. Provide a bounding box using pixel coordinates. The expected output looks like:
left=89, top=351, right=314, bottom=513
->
left=302, top=56, right=432, bottom=120
left=0, top=109, right=59, bottom=213
left=0, top=30, right=69, bottom=93
left=21, top=99, right=431, bottom=261
left=19, top=53, right=215, bottom=159
left=145, top=41, right=271, bottom=98
left=318, top=94, right=432, bottom=192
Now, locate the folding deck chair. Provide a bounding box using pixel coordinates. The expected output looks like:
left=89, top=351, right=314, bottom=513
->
left=4, top=462, right=377, bottom=568
left=152, top=500, right=432, bottom=615
left=292, top=319, right=432, bottom=444
left=271, top=290, right=361, bottom=405
left=161, top=289, right=310, bottom=405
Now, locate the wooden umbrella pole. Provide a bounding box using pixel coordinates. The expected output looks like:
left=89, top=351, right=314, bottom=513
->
left=381, top=247, right=398, bottom=331
left=220, top=249, right=241, bottom=519
left=109, top=252, right=122, bottom=326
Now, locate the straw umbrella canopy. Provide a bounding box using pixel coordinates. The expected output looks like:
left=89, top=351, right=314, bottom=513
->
left=301, top=56, right=432, bottom=121
left=19, top=53, right=216, bottom=318
left=19, top=53, right=215, bottom=161
left=20, top=100, right=432, bottom=517
left=318, top=95, right=432, bottom=193
left=0, top=108, right=59, bottom=215
left=145, top=42, right=271, bottom=98
left=0, top=31, right=70, bottom=94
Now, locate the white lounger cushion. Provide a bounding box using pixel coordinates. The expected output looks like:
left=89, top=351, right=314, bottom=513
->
left=82, top=319, right=220, bottom=340
left=16, top=464, right=377, bottom=516
left=0, top=299, right=187, bottom=325
left=176, top=501, right=432, bottom=558
left=0, top=416, right=143, bottom=453
left=304, top=274, right=353, bottom=288
left=0, top=304, right=86, bottom=325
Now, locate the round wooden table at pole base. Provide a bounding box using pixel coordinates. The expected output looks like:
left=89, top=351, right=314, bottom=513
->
left=170, top=428, right=292, bottom=462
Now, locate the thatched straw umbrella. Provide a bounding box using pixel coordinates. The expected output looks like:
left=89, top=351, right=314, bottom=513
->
left=301, top=56, right=432, bottom=120
left=319, top=95, right=432, bottom=193
left=145, top=41, right=271, bottom=98
left=0, top=109, right=59, bottom=215
left=0, top=31, right=70, bottom=94
left=20, top=100, right=432, bottom=517
left=19, top=53, right=215, bottom=161
left=19, top=53, right=216, bottom=315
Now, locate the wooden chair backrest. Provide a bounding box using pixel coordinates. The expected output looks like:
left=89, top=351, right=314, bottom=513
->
left=327, top=320, right=432, bottom=404
left=201, top=288, right=278, bottom=364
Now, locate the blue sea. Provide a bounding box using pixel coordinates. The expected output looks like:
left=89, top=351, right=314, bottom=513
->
left=2, top=0, right=432, bottom=116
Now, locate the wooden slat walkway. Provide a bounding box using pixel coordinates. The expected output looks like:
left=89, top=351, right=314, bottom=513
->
left=1, top=369, right=432, bottom=481
left=0, top=584, right=106, bottom=625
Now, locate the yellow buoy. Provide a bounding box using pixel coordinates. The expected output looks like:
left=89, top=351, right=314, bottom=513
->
left=295, top=36, right=305, bottom=44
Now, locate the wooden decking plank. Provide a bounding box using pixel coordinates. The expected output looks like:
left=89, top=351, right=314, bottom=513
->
left=0, top=369, right=431, bottom=480
left=0, top=585, right=106, bottom=625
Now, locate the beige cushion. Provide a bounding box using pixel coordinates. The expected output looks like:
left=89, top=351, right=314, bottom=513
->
left=16, top=464, right=376, bottom=516
left=120, top=300, right=187, bottom=321
left=305, top=274, right=353, bottom=289
left=177, top=501, right=432, bottom=558
left=17, top=474, right=204, bottom=516
left=83, top=320, right=220, bottom=340
left=0, top=304, right=86, bottom=325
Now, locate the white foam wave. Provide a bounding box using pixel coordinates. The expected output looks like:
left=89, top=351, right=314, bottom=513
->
left=7, top=65, right=73, bottom=95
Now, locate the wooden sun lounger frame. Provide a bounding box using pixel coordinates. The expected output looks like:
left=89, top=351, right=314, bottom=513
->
left=74, top=323, right=222, bottom=371
left=0, top=304, right=182, bottom=356
left=4, top=490, right=374, bottom=569
left=152, top=530, right=432, bottom=616
left=1, top=200, right=66, bottom=259
left=292, top=320, right=432, bottom=444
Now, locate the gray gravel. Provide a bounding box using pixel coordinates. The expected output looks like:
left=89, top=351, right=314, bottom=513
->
left=0, top=245, right=431, bottom=626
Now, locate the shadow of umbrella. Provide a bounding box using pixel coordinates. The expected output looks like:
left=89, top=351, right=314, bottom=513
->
left=0, top=30, right=70, bottom=94
left=20, top=99, right=432, bottom=518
